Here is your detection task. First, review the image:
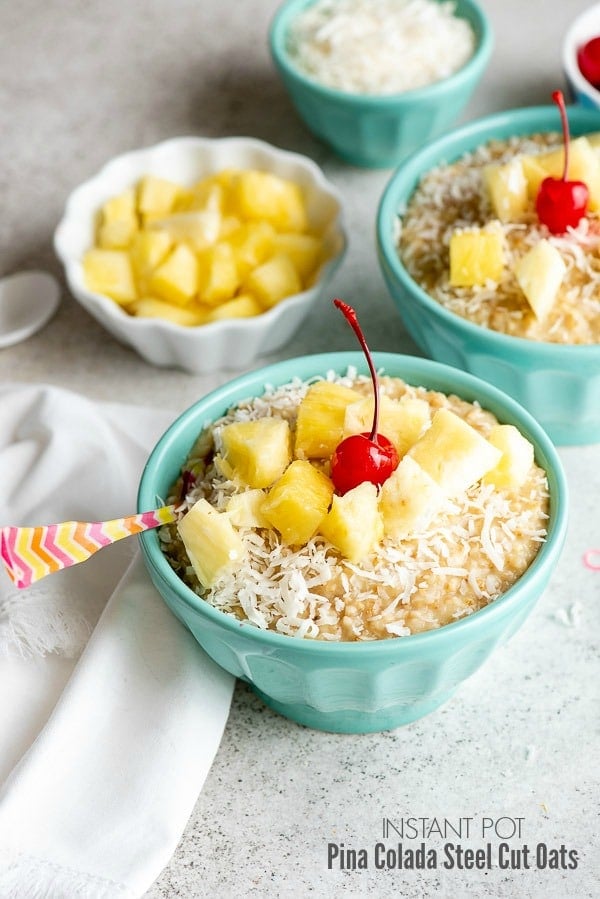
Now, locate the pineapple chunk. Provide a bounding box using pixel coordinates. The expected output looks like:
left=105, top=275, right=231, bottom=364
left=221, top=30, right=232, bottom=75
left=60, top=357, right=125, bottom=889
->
left=482, top=425, right=535, bottom=489
left=226, top=221, right=275, bottom=277
left=524, top=137, right=600, bottom=211
left=379, top=456, right=446, bottom=540
left=220, top=418, right=291, bottom=489
left=449, top=227, right=505, bottom=287
left=295, top=381, right=361, bottom=459
left=101, top=188, right=137, bottom=223
left=98, top=188, right=138, bottom=249
left=261, top=460, right=334, bottom=545
left=148, top=211, right=221, bottom=252
left=150, top=243, right=198, bottom=305
left=514, top=239, right=566, bottom=320
left=521, top=154, right=551, bottom=199
left=129, top=298, right=208, bottom=326
left=343, top=395, right=430, bottom=458
left=483, top=158, right=528, bottom=222
left=137, top=175, right=180, bottom=217
left=184, top=181, right=226, bottom=214
left=177, top=497, right=246, bottom=588
left=206, top=294, right=262, bottom=322
left=197, top=243, right=240, bottom=306
left=226, top=489, right=270, bottom=528
left=271, top=232, right=322, bottom=281
left=243, top=253, right=302, bottom=309
left=130, top=229, right=172, bottom=293
left=231, top=170, right=308, bottom=232
left=82, top=248, right=137, bottom=304
left=319, top=481, right=383, bottom=563
left=408, top=409, right=501, bottom=497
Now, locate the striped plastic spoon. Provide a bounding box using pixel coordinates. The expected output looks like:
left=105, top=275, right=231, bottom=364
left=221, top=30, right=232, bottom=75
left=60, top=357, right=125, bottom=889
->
left=0, top=506, right=177, bottom=589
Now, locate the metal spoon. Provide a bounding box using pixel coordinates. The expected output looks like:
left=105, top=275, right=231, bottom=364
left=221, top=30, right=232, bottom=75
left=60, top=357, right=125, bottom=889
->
left=0, top=271, right=60, bottom=348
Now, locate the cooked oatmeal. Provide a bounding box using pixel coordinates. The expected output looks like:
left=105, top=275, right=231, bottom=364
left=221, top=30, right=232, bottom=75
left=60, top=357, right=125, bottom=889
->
left=398, top=133, right=600, bottom=343
left=160, top=371, right=549, bottom=642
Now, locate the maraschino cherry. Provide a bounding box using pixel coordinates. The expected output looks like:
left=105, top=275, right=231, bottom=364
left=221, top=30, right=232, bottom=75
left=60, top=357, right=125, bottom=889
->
left=535, top=90, right=589, bottom=234
left=578, top=37, right=600, bottom=89
left=330, top=299, right=399, bottom=495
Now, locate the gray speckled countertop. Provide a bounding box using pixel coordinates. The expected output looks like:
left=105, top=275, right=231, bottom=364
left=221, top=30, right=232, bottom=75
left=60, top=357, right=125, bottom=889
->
left=1, top=1, right=599, bottom=896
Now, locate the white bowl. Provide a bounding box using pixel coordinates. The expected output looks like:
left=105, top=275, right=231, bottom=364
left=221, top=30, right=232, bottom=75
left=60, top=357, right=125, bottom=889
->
left=54, top=136, right=347, bottom=373
left=563, top=2, right=600, bottom=110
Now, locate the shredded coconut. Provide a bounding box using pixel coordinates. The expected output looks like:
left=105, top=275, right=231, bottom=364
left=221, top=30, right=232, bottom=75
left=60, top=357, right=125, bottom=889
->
left=161, top=373, right=549, bottom=642
left=285, top=0, right=476, bottom=95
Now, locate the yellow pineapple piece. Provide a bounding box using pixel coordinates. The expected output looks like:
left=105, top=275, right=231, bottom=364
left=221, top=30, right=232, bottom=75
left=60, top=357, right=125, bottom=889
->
left=184, top=181, right=226, bottom=214
left=130, top=229, right=172, bottom=293
left=586, top=131, right=600, bottom=149
left=226, top=489, right=270, bottom=529
left=206, top=294, right=263, bottom=322
left=98, top=219, right=138, bottom=250
left=483, top=158, right=529, bottom=222
left=197, top=242, right=240, bottom=306
left=220, top=417, right=291, bottom=489
left=524, top=137, right=600, bottom=211
left=482, top=425, right=535, bottom=489
left=271, top=232, right=322, bottom=281
left=243, top=253, right=302, bottom=309
left=148, top=210, right=221, bottom=252
left=319, top=481, right=383, bottom=563
left=295, top=381, right=362, bottom=459
left=82, top=248, right=137, bottom=304
left=177, top=497, right=246, bottom=588
left=379, top=456, right=446, bottom=540
left=449, top=227, right=505, bottom=287
left=129, top=298, right=208, bottom=326
left=231, top=170, right=308, bottom=232
left=137, top=175, right=181, bottom=217
left=97, top=188, right=138, bottom=249
left=520, top=154, right=551, bottom=199
left=514, top=239, right=566, bottom=320
left=261, top=459, right=334, bottom=545
left=101, top=188, right=137, bottom=223
left=226, top=221, right=275, bottom=277
left=150, top=243, right=198, bottom=305
left=408, top=409, right=501, bottom=497
left=343, top=395, right=430, bottom=458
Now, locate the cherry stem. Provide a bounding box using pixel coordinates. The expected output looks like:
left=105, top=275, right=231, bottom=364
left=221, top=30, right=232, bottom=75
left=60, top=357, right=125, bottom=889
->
left=552, top=90, right=570, bottom=182
left=333, top=298, right=380, bottom=442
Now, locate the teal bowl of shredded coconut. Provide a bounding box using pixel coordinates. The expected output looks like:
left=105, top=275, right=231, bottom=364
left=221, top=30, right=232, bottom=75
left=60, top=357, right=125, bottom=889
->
left=269, top=0, right=493, bottom=168
left=138, top=352, right=567, bottom=733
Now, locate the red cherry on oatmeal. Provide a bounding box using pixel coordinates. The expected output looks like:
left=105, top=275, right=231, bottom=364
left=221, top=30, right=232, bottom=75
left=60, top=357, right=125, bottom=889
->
left=535, top=90, right=589, bottom=234
left=330, top=299, right=399, bottom=495
left=578, top=36, right=600, bottom=89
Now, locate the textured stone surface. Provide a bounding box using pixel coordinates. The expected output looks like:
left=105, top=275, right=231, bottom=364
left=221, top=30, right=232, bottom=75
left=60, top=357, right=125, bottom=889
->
left=1, top=1, right=598, bottom=896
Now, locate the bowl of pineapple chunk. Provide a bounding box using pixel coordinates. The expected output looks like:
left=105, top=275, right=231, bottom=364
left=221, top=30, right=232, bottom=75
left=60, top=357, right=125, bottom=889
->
left=137, top=351, right=567, bottom=734
left=377, top=103, right=600, bottom=445
left=54, top=136, right=346, bottom=373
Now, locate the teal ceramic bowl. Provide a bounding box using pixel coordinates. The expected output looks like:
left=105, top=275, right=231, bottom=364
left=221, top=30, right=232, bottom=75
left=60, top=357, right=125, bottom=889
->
left=269, top=0, right=493, bottom=168
left=138, top=352, right=567, bottom=734
left=377, top=105, right=600, bottom=445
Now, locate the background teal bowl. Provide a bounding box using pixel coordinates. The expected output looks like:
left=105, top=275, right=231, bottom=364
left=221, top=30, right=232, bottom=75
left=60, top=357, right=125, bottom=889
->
left=269, top=0, right=493, bottom=168
left=138, top=352, right=567, bottom=734
left=377, top=105, right=600, bottom=445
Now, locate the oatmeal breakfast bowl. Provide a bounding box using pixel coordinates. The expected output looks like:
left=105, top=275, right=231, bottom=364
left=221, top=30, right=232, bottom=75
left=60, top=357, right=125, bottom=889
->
left=376, top=103, right=600, bottom=445
left=138, top=347, right=567, bottom=733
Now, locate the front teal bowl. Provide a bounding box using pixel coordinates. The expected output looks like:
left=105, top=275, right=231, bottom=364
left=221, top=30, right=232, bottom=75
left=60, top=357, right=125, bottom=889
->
left=377, top=106, right=600, bottom=445
left=137, top=353, right=568, bottom=733
left=269, top=0, right=493, bottom=168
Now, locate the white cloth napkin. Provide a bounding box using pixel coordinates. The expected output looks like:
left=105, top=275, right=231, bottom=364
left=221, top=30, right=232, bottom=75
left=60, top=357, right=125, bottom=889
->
left=0, top=384, right=235, bottom=898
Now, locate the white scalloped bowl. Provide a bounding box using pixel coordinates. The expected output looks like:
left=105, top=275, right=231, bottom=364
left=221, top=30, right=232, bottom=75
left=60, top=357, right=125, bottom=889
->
left=54, top=136, right=347, bottom=373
